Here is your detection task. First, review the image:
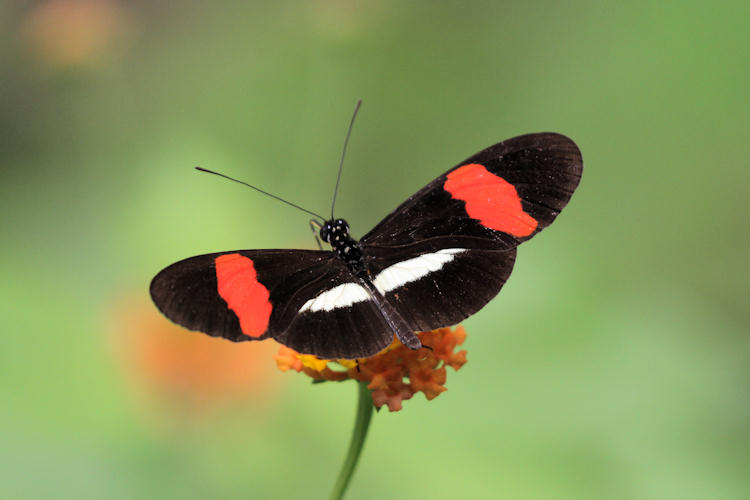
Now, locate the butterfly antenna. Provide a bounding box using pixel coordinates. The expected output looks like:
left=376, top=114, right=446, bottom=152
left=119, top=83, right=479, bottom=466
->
left=330, top=99, right=362, bottom=219
left=195, top=167, right=326, bottom=221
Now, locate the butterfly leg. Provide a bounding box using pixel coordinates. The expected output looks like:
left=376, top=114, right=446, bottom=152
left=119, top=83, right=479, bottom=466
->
left=309, top=219, right=324, bottom=250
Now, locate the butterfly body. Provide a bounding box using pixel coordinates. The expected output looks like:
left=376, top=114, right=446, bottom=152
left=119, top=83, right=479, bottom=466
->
left=319, top=217, right=422, bottom=350
left=321, top=218, right=365, bottom=276
left=151, top=133, right=583, bottom=359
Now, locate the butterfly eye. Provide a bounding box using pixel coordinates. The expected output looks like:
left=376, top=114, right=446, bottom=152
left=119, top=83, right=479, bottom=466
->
left=335, top=218, right=349, bottom=234
left=320, top=222, right=333, bottom=242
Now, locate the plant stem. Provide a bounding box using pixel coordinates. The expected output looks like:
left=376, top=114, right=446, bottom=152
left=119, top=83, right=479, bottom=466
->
left=328, top=381, right=374, bottom=500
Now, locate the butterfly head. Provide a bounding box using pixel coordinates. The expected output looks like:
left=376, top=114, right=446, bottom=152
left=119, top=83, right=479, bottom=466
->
left=320, top=218, right=350, bottom=244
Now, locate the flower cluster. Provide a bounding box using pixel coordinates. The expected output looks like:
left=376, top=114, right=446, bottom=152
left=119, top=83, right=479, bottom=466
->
left=274, top=327, right=467, bottom=411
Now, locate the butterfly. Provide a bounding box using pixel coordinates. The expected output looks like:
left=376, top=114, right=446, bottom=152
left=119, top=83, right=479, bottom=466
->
left=150, top=131, right=582, bottom=360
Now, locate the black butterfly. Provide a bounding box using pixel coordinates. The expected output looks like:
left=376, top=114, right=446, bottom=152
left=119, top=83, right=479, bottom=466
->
left=150, top=132, right=582, bottom=359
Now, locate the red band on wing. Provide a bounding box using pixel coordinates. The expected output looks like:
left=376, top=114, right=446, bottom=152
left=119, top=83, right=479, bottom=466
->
left=215, top=253, right=272, bottom=338
left=444, top=163, right=538, bottom=237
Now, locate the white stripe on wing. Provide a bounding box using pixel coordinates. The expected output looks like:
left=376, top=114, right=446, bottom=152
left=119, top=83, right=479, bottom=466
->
left=298, top=248, right=466, bottom=313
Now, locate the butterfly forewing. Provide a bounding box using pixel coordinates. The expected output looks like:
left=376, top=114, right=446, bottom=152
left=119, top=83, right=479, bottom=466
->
left=360, top=133, right=582, bottom=250
left=150, top=249, right=398, bottom=358
left=150, top=250, right=327, bottom=342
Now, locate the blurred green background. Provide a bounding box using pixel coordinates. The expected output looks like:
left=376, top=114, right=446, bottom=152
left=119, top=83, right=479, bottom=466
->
left=1, top=1, right=748, bottom=499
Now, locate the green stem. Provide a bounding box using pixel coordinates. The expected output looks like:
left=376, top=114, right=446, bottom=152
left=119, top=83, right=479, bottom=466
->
left=328, top=381, right=374, bottom=500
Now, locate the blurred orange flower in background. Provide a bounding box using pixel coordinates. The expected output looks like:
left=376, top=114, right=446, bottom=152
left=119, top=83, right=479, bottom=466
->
left=275, top=327, right=468, bottom=412
left=21, top=0, right=135, bottom=69
left=111, top=297, right=280, bottom=421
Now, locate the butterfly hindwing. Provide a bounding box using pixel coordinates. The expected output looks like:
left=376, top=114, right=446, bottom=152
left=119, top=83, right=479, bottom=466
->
left=363, top=245, right=518, bottom=332
left=360, top=132, right=582, bottom=250
left=276, top=291, right=396, bottom=359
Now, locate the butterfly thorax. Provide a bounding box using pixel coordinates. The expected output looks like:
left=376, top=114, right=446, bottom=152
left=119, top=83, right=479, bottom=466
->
left=321, top=218, right=366, bottom=277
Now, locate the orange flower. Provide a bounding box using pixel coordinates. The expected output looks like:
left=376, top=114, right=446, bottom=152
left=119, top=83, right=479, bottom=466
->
left=21, top=0, right=134, bottom=69
left=274, top=327, right=468, bottom=412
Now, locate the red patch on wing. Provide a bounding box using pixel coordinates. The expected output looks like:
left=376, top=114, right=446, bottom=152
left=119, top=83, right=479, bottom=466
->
left=444, top=163, right=538, bottom=237
left=215, top=253, right=272, bottom=338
